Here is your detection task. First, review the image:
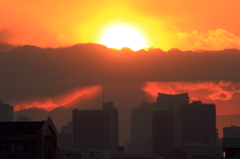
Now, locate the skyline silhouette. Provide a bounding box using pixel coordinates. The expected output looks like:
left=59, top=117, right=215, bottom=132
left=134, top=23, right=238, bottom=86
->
left=1, top=43, right=240, bottom=143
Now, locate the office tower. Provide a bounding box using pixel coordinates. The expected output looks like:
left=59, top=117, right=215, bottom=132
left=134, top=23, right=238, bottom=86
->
left=58, top=121, right=73, bottom=150
left=0, top=100, right=14, bottom=122
left=180, top=101, right=216, bottom=145
left=73, top=101, right=118, bottom=157
left=152, top=111, right=174, bottom=156
left=157, top=93, right=189, bottom=148
left=223, top=125, right=240, bottom=138
left=156, top=93, right=189, bottom=112
left=130, top=102, right=156, bottom=155
left=130, top=93, right=189, bottom=156
left=179, top=101, right=219, bottom=156
left=61, top=121, right=73, bottom=133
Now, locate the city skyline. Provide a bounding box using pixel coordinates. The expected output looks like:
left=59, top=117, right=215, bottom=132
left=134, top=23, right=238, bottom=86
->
left=2, top=91, right=240, bottom=145
left=1, top=91, right=240, bottom=158
left=1, top=1, right=240, bottom=158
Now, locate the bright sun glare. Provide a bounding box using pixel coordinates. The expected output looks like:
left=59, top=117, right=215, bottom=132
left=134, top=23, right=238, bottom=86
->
left=100, top=24, right=147, bottom=51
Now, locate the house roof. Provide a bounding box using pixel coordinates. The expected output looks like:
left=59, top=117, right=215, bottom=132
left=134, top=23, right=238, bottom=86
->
left=0, top=121, right=45, bottom=135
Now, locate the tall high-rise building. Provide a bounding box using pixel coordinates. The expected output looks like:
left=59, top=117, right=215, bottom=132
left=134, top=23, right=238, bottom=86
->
left=157, top=93, right=189, bottom=112
left=152, top=111, right=174, bottom=156
left=0, top=100, right=14, bottom=122
left=179, top=101, right=219, bottom=156
left=180, top=101, right=216, bottom=145
left=130, top=93, right=189, bottom=156
left=130, top=102, right=156, bottom=155
left=58, top=121, right=73, bottom=150
left=156, top=93, right=189, bottom=149
left=73, top=101, right=118, bottom=157
left=223, top=125, right=240, bottom=138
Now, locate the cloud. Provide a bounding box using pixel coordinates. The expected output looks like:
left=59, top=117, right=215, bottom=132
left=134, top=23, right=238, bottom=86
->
left=172, top=28, right=240, bottom=50
left=0, top=29, right=15, bottom=50
left=1, top=44, right=240, bottom=106
left=14, top=85, right=101, bottom=111
left=143, top=81, right=240, bottom=101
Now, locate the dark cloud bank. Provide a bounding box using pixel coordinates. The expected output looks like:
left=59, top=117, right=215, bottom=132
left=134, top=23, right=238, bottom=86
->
left=1, top=43, right=240, bottom=142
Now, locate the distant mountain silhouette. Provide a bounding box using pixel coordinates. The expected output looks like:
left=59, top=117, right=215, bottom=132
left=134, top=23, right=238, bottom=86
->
left=14, top=107, right=48, bottom=121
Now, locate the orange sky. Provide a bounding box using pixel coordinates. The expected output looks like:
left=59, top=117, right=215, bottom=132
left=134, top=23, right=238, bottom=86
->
left=1, top=0, right=240, bottom=50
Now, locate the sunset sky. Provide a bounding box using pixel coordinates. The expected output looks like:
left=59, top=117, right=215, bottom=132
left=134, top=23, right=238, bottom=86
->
left=1, top=0, right=240, bottom=141
left=1, top=0, right=240, bottom=50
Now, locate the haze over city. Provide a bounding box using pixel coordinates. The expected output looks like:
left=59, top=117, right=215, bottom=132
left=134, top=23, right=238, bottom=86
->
left=1, top=0, right=240, bottom=145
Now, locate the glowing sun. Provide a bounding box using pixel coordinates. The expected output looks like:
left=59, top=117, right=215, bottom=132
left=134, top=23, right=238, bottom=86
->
left=99, top=24, right=147, bottom=51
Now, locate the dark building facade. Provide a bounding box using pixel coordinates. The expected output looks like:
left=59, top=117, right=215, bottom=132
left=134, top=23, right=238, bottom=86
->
left=223, top=126, right=240, bottom=138
left=222, top=138, right=240, bottom=158
left=73, top=101, right=118, bottom=157
left=179, top=101, right=217, bottom=145
left=0, top=100, right=13, bottom=122
left=58, top=121, right=73, bottom=150
left=179, top=101, right=219, bottom=156
left=152, top=111, right=174, bottom=156
left=130, top=102, right=155, bottom=155
left=0, top=117, right=57, bottom=159
left=131, top=93, right=189, bottom=156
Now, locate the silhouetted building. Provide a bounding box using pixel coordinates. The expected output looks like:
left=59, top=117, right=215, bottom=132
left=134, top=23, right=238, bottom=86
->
left=0, top=117, right=57, bottom=159
left=222, top=138, right=240, bottom=158
left=179, top=101, right=220, bottom=156
left=58, top=121, right=73, bottom=150
left=85, top=149, right=111, bottom=159
left=73, top=101, right=118, bottom=157
left=157, top=93, right=189, bottom=148
left=17, top=116, right=31, bottom=121
left=130, top=102, right=155, bottom=155
left=58, top=133, right=73, bottom=151
left=223, top=125, right=240, bottom=138
left=156, top=93, right=189, bottom=112
left=0, top=100, right=13, bottom=122
left=61, top=121, right=72, bottom=133
left=130, top=93, right=189, bottom=156
left=152, top=111, right=174, bottom=156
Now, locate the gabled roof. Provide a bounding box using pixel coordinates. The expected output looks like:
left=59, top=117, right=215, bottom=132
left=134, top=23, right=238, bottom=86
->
left=0, top=121, right=45, bottom=135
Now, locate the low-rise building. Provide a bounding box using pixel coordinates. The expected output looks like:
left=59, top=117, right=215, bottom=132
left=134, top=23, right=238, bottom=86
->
left=0, top=117, right=57, bottom=159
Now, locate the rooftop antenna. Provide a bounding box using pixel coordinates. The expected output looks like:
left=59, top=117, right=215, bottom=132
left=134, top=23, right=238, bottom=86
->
left=102, top=89, right=105, bottom=104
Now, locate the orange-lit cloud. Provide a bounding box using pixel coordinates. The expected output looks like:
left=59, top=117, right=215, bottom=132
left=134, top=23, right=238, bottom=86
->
left=170, top=28, right=240, bottom=51
left=14, top=86, right=102, bottom=111
left=143, top=81, right=240, bottom=101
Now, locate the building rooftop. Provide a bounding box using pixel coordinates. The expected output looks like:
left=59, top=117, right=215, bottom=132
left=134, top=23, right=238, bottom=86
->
left=0, top=121, right=45, bottom=135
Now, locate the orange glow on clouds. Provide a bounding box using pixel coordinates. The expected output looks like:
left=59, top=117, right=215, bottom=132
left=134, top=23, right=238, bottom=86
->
left=14, top=86, right=102, bottom=111
left=171, top=28, right=240, bottom=51
left=143, top=81, right=240, bottom=101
